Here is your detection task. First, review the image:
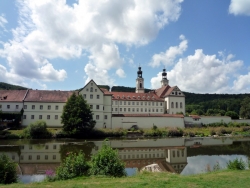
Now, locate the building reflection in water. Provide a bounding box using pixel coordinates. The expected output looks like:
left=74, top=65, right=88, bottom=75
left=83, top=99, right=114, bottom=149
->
left=0, top=137, right=247, bottom=176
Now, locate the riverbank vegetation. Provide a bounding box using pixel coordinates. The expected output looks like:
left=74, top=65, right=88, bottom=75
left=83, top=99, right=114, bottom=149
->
left=2, top=121, right=250, bottom=139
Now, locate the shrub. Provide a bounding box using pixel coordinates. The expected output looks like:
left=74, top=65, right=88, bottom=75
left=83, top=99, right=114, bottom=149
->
left=0, top=154, right=18, bottom=184
left=23, top=120, right=52, bottom=139
left=167, top=128, right=183, bottom=137
left=90, top=140, right=126, bottom=177
left=56, top=151, right=90, bottom=180
left=227, top=158, right=246, bottom=170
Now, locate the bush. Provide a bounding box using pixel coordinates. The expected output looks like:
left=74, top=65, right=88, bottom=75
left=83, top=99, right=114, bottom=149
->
left=23, top=120, right=52, bottom=139
left=0, top=154, right=18, bottom=184
left=56, top=151, right=90, bottom=180
left=90, top=140, right=126, bottom=177
left=167, top=128, right=183, bottom=137
left=227, top=158, right=246, bottom=170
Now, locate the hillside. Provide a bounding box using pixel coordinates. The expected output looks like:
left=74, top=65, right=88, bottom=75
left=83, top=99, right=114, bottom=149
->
left=0, top=82, right=28, bottom=90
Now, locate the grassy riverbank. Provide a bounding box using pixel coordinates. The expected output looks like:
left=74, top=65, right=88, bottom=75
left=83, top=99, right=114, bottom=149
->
left=1, top=170, right=250, bottom=188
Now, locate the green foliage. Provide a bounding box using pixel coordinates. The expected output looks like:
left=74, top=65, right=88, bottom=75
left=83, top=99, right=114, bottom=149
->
left=240, top=97, right=250, bottom=119
left=0, top=154, right=18, bottom=184
left=167, top=128, right=183, bottom=137
left=90, top=140, right=126, bottom=177
left=56, top=151, right=90, bottom=180
left=23, top=120, right=52, bottom=139
left=225, top=111, right=239, bottom=119
left=0, top=112, right=22, bottom=128
left=227, top=158, right=247, bottom=170
left=61, top=93, right=96, bottom=135
left=0, top=82, right=28, bottom=90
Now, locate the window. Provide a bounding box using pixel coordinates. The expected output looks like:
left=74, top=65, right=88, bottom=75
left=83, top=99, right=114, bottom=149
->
left=140, top=102, right=143, bottom=105
left=39, top=115, right=42, bottom=119
left=176, top=102, right=178, bottom=108
left=152, top=102, right=154, bottom=106
left=177, top=151, right=179, bottom=157
left=160, top=103, right=163, bottom=106
left=45, top=155, right=48, bottom=160
left=124, top=108, right=126, bottom=112
left=180, top=102, right=183, bottom=108
left=83, top=94, right=86, bottom=99
left=90, top=105, right=93, bottom=109
left=141, top=108, right=143, bottom=112
left=48, top=105, right=51, bottom=110
left=148, top=102, right=150, bottom=106
left=128, top=108, right=130, bottom=112
left=104, top=115, right=107, bottom=119
left=90, top=94, right=93, bottom=99
left=115, top=108, right=117, bottom=111
left=128, top=102, right=130, bottom=105
left=0, top=104, right=1, bottom=109
left=120, top=101, right=122, bottom=105
left=20, top=155, right=23, bottom=160
left=55, top=115, right=58, bottom=119
left=53, top=155, right=56, bottom=160
left=156, top=102, right=158, bottom=106
left=7, top=105, right=10, bottom=109
left=173, top=151, right=175, bottom=157
left=40, top=105, right=43, bottom=110
left=145, top=108, right=147, bottom=112
left=120, top=108, right=122, bottom=112
left=124, top=101, right=126, bottom=105
left=29, top=155, right=32, bottom=160
left=47, top=115, right=50, bottom=119
left=37, top=155, right=40, bottom=160
left=97, top=95, right=100, bottom=99
left=145, top=102, right=147, bottom=106
left=96, top=115, right=99, bottom=120
left=182, top=150, right=184, bottom=157
left=31, top=115, right=34, bottom=119
left=16, top=105, right=19, bottom=109
left=23, top=115, right=26, bottom=119
left=53, top=145, right=57, bottom=149
left=171, top=102, right=174, bottom=108
left=115, top=101, right=118, bottom=105
left=55, top=105, right=59, bottom=110
left=90, top=87, right=93, bottom=92
left=29, top=145, right=32, bottom=149
left=45, top=145, right=49, bottom=149
left=132, top=108, right=135, bottom=112
left=96, top=105, right=99, bottom=109
left=95, top=89, right=97, bottom=92
left=156, top=109, right=158, bottom=112
left=31, top=105, right=35, bottom=109
left=132, top=102, right=135, bottom=105
left=12, top=156, right=15, bottom=160
left=91, top=82, right=93, bottom=86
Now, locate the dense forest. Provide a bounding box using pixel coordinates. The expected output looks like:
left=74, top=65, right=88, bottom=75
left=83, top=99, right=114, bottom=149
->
left=0, top=82, right=28, bottom=90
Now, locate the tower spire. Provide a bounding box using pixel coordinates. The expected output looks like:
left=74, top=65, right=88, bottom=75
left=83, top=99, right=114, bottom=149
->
left=161, top=68, right=169, bottom=87
left=136, top=66, right=144, bottom=93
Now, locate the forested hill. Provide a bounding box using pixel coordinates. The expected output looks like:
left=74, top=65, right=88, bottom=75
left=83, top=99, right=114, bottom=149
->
left=0, top=82, right=28, bottom=90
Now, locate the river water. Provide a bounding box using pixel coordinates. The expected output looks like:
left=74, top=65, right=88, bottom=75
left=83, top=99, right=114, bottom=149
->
left=0, top=137, right=249, bottom=183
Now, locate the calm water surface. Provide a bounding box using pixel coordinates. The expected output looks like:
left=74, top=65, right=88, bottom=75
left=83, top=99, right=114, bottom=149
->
left=1, top=137, right=249, bottom=183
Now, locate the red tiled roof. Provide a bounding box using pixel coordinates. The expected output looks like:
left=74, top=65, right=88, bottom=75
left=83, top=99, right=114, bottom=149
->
left=109, top=92, right=164, bottom=101
left=112, top=114, right=184, bottom=118
left=0, top=90, right=28, bottom=102
left=154, top=85, right=171, bottom=98
left=100, top=88, right=113, bottom=95
left=24, top=90, right=74, bottom=102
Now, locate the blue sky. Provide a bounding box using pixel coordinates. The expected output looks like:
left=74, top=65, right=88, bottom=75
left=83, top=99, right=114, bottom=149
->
left=0, top=0, right=250, bottom=93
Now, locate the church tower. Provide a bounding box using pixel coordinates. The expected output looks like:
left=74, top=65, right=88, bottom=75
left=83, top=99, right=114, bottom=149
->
left=136, top=66, right=145, bottom=93
left=161, top=68, right=169, bottom=87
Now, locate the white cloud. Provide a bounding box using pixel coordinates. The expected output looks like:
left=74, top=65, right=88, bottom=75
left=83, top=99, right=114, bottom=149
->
left=229, top=0, right=250, bottom=16
left=233, top=73, right=250, bottom=92
left=84, top=63, right=115, bottom=86
left=151, top=49, right=243, bottom=93
left=0, top=14, right=7, bottom=29
left=116, top=68, right=126, bottom=78
left=0, top=0, right=183, bottom=87
left=149, top=35, right=188, bottom=67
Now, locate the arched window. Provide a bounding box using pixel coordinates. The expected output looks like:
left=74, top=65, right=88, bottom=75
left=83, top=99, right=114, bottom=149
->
left=176, top=102, right=178, bottom=108
left=171, top=102, right=174, bottom=108
left=140, top=82, right=142, bottom=88
left=180, top=102, right=183, bottom=108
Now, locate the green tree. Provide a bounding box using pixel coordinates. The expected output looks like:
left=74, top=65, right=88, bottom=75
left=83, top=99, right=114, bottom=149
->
left=240, top=97, right=250, bottom=119
left=23, top=120, right=52, bottom=139
left=61, top=93, right=95, bottom=134
left=90, top=140, right=126, bottom=177
left=225, top=111, right=239, bottom=119
left=0, top=154, right=18, bottom=184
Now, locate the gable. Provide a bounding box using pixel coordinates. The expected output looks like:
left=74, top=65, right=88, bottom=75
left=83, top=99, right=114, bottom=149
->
left=79, top=80, right=104, bottom=96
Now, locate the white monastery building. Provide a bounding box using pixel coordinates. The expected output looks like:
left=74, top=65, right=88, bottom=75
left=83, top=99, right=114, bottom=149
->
left=0, top=67, right=232, bottom=129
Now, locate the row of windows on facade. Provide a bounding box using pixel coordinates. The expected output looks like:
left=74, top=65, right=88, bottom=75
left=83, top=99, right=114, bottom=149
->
left=168, top=150, right=185, bottom=158
left=95, top=115, right=108, bottom=120
left=83, top=94, right=100, bottom=99
left=22, top=145, right=58, bottom=150
left=119, top=153, right=164, bottom=159
left=12, top=155, right=57, bottom=160
left=4, top=104, right=59, bottom=110
left=112, top=107, right=163, bottom=113
left=171, top=102, right=183, bottom=108
left=23, top=114, right=59, bottom=120
left=112, top=101, right=163, bottom=106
